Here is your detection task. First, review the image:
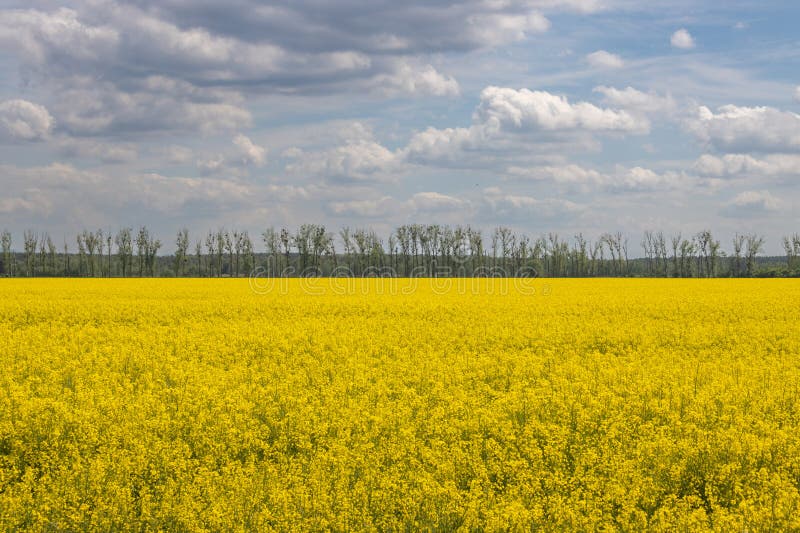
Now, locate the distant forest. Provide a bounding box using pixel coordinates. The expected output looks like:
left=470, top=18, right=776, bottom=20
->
left=1, top=226, right=799, bottom=278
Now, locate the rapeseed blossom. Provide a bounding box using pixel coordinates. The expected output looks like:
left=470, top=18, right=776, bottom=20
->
left=1, top=279, right=799, bottom=530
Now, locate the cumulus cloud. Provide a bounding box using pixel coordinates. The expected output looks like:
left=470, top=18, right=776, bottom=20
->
left=287, top=139, right=404, bottom=183
left=406, top=192, right=466, bottom=212
left=688, top=104, right=800, bottom=153
left=232, top=134, right=267, bottom=167
left=671, top=29, right=695, bottom=49
left=372, top=61, right=460, bottom=97
left=586, top=50, right=624, bottom=69
left=724, top=190, right=781, bottom=216
left=507, top=163, right=691, bottom=192
left=475, top=86, right=648, bottom=132
left=198, top=134, right=267, bottom=175
left=0, top=99, right=54, bottom=141
left=593, top=86, right=676, bottom=115
left=694, top=153, right=800, bottom=178
left=402, top=86, right=648, bottom=166
left=465, top=11, right=550, bottom=46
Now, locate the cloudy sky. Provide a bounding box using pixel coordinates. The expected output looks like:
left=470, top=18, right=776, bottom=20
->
left=1, top=0, right=799, bottom=253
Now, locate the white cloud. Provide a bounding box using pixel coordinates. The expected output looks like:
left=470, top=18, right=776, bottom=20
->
left=727, top=190, right=781, bottom=214
left=507, top=163, right=691, bottom=192
left=373, top=61, right=460, bottom=97
left=466, top=11, right=550, bottom=46
left=232, top=134, right=267, bottom=166
left=586, top=50, right=624, bottom=69
left=0, top=99, right=54, bottom=141
left=694, top=153, right=800, bottom=178
left=688, top=104, right=800, bottom=153
left=406, top=192, right=466, bottom=212
left=475, top=86, right=648, bottom=132
left=197, top=134, right=267, bottom=175
left=403, top=126, right=481, bottom=164
left=593, top=86, right=675, bottom=115
left=671, top=29, right=695, bottom=50
left=287, top=139, right=403, bottom=183
left=401, top=86, right=648, bottom=167
left=795, top=86, right=800, bottom=103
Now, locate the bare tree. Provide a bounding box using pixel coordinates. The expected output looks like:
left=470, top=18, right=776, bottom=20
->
left=205, top=231, right=217, bottom=277
left=745, top=234, right=765, bottom=277
left=732, top=233, right=745, bottom=277
left=135, top=227, right=149, bottom=277
left=46, top=234, right=57, bottom=275
left=782, top=233, right=800, bottom=271
left=195, top=241, right=203, bottom=277
left=115, top=228, right=133, bottom=277
left=24, top=230, right=38, bottom=277
left=262, top=227, right=280, bottom=276
left=175, top=228, right=190, bottom=276
left=1, top=230, right=12, bottom=276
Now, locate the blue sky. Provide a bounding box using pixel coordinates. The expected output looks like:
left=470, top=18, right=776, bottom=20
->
left=0, top=0, right=799, bottom=253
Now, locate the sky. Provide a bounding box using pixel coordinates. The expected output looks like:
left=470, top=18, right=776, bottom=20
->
left=0, top=0, right=799, bottom=254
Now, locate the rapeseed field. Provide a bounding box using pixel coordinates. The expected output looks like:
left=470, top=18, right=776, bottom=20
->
left=1, top=279, right=799, bottom=531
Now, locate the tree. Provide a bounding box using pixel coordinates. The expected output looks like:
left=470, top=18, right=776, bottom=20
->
left=745, top=234, right=764, bottom=277
left=174, top=228, right=190, bottom=276
left=240, top=232, right=255, bottom=276
left=135, top=227, right=150, bottom=277
left=732, top=234, right=745, bottom=277
left=195, top=241, right=203, bottom=277
left=782, top=233, right=800, bottom=271
left=115, top=228, right=133, bottom=277
left=63, top=239, right=70, bottom=276
left=24, top=230, right=38, bottom=277
left=205, top=231, right=217, bottom=277
left=106, top=231, right=113, bottom=277
left=81, top=230, right=100, bottom=277
left=654, top=231, right=668, bottom=277
left=1, top=230, right=12, bottom=276
left=670, top=234, right=681, bottom=277
left=46, top=235, right=57, bottom=275
left=262, top=227, right=280, bottom=276
left=96, top=230, right=105, bottom=277
left=77, top=232, right=87, bottom=276
left=223, top=230, right=233, bottom=276
left=694, top=230, right=718, bottom=278
left=642, top=231, right=655, bottom=275
left=38, top=232, right=48, bottom=275
left=216, top=230, right=226, bottom=277
left=147, top=237, right=162, bottom=276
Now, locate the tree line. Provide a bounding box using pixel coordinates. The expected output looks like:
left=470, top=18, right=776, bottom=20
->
left=1, top=226, right=799, bottom=278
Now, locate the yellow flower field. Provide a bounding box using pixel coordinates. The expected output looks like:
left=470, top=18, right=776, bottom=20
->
left=1, top=279, right=800, bottom=531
